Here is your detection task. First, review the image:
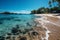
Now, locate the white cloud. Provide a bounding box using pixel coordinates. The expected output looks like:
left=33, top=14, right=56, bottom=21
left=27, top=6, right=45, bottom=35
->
left=19, top=10, right=31, bottom=14
left=0, top=10, right=31, bottom=14
left=11, top=10, right=31, bottom=14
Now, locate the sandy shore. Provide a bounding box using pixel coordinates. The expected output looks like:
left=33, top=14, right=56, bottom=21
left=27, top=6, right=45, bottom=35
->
left=1, top=14, right=60, bottom=40
left=35, top=14, right=60, bottom=40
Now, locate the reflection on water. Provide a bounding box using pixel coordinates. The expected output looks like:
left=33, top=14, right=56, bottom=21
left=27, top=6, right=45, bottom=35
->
left=0, top=14, right=36, bottom=36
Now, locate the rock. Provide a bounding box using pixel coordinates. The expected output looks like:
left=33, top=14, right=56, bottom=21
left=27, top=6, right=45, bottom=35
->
left=31, top=31, right=39, bottom=36
left=0, top=36, right=5, bottom=40
left=16, top=25, right=23, bottom=34
left=16, top=25, right=20, bottom=29
left=20, top=37, right=27, bottom=40
left=12, top=36, right=15, bottom=40
left=11, top=25, right=24, bottom=35
left=25, top=28, right=33, bottom=33
left=7, top=33, right=12, bottom=35
left=24, top=29, right=30, bottom=33
left=18, top=30, right=22, bottom=33
left=11, top=27, right=18, bottom=35
left=0, top=22, right=3, bottom=24
left=6, top=36, right=10, bottom=39
left=26, top=22, right=32, bottom=26
left=22, top=31, right=26, bottom=34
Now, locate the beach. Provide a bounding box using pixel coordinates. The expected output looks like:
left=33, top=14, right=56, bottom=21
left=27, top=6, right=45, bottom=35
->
left=34, top=14, right=60, bottom=40
left=0, top=14, right=60, bottom=40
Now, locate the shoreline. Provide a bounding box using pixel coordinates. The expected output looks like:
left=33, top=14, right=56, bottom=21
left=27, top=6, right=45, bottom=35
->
left=35, top=14, right=60, bottom=40
left=0, top=14, right=60, bottom=40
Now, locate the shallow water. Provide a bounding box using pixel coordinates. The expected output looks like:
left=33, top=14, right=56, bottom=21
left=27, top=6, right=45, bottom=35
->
left=0, top=14, right=36, bottom=36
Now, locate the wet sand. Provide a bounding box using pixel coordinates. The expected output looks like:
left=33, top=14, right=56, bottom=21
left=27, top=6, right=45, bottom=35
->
left=46, top=16, right=60, bottom=40
left=35, top=14, right=60, bottom=40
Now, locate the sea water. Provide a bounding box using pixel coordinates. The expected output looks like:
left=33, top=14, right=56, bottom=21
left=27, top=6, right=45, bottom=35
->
left=0, top=14, right=36, bottom=36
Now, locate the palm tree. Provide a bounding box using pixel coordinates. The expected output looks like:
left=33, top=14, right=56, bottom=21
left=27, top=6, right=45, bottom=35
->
left=48, top=0, right=52, bottom=13
left=57, top=0, right=60, bottom=8
left=51, top=0, right=60, bottom=8
left=51, top=0, right=60, bottom=11
left=52, top=0, right=56, bottom=7
left=49, top=0, right=52, bottom=8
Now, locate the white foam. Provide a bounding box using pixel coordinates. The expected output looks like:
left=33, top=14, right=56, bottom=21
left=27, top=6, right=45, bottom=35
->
left=36, top=16, right=51, bottom=40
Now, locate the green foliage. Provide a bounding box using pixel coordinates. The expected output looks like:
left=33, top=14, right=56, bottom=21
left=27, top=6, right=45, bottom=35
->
left=49, top=1, right=52, bottom=8
left=31, top=10, right=37, bottom=14
left=50, top=0, right=60, bottom=7
left=31, top=7, right=50, bottom=14
left=48, top=0, right=60, bottom=12
left=31, top=0, right=60, bottom=14
left=37, top=7, right=46, bottom=13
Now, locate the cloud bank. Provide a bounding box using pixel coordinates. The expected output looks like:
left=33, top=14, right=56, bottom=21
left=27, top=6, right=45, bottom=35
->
left=14, top=10, right=31, bottom=14
left=0, top=9, right=31, bottom=14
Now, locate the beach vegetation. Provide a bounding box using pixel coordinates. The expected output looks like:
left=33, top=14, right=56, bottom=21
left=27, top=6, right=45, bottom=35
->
left=31, top=0, right=60, bottom=14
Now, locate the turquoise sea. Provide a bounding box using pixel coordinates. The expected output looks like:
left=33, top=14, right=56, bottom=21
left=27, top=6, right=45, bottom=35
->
left=0, top=14, right=36, bottom=36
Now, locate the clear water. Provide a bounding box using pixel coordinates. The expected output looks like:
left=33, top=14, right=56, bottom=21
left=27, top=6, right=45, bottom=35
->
left=0, top=14, right=36, bottom=36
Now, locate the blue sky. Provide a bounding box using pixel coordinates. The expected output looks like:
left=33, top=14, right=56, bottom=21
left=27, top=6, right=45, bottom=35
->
left=0, top=0, right=49, bottom=13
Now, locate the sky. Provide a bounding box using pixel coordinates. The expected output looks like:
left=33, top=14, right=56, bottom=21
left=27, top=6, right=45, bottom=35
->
left=0, top=0, right=49, bottom=13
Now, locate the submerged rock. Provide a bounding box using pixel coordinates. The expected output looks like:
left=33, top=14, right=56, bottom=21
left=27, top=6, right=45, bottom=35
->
left=16, top=25, right=20, bottom=29
left=18, top=30, right=22, bottom=33
left=26, top=22, right=32, bottom=26
left=11, top=25, right=23, bottom=35
left=20, top=37, right=27, bottom=40
left=11, top=27, right=18, bottom=35
left=7, top=33, right=12, bottom=35
left=6, top=36, right=11, bottom=39
left=0, top=22, right=3, bottom=24
left=24, top=29, right=30, bottom=33
left=0, top=36, right=5, bottom=40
